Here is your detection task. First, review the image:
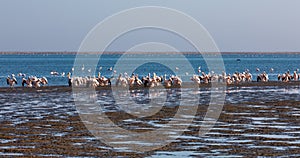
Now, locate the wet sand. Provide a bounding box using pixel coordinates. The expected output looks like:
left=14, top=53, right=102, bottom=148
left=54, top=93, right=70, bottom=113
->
left=0, top=82, right=300, bottom=157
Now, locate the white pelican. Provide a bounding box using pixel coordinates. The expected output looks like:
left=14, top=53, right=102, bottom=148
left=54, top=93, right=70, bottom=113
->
left=116, top=74, right=128, bottom=87
left=50, top=71, right=59, bottom=75
left=18, top=73, right=26, bottom=77
left=40, top=77, right=48, bottom=85
left=7, top=76, right=17, bottom=87
left=191, top=75, right=201, bottom=85
left=22, top=77, right=32, bottom=87
left=245, top=72, right=252, bottom=82
left=172, top=76, right=182, bottom=86
left=31, top=77, right=41, bottom=88
left=293, top=71, right=299, bottom=81
left=226, top=75, right=233, bottom=84
left=257, top=72, right=268, bottom=82
left=164, top=76, right=172, bottom=88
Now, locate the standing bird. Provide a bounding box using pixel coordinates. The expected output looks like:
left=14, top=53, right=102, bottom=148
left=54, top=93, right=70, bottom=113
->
left=22, top=77, right=32, bottom=87
left=7, top=76, right=17, bottom=87
left=40, top=77, right=48, bottom=86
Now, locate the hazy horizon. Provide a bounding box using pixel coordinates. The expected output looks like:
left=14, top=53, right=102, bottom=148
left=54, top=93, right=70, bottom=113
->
left=1, top=0, right=300, bottom=52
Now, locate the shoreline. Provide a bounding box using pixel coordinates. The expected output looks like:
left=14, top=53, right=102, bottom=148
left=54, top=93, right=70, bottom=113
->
left=1, top=51, right=300, bottom=55
left=1, top=81, right=299, bottom=93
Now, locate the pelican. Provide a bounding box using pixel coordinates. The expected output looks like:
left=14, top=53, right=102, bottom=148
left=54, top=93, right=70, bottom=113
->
left=97, top=76, right=110, bottom=87
left=22, top=77, right=32, bottom=87
left=244, top=72, right=252, bottom=82
left=257, top=72, right=268, bottom=82
left=278, top=74, right=282, bottom=81
left=293, top=71, right=299, bottom=81
left=7, top=76, right=17, bottom=87
left=278, top=71, right=292, bottom=82
left=50, top=71, right=59, bottom=75
left=18, top=73, right=26, bottom=77
left=172, top=76, right=182, bottom=86
left=31, top=77, right=41, bottom=88
left=191, top=75, right=201, bottom=85
left=200, top=72, right=209, bottom=84
left=116, top=74, right=128, bottom=87
left=81, top=65, right=85, bottom=71
left=226, top=75, right=233, bottom=84
left=87, top=77, right=99, bottom=87
left=40, top=77, right=48, bottom=86
left=163, top=75, right=172, bottom=88
left=128, top=75, right=142, bottom=87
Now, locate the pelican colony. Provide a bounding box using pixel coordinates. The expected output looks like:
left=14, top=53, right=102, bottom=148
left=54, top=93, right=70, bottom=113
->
left=6, top=67, right=300, bottom=88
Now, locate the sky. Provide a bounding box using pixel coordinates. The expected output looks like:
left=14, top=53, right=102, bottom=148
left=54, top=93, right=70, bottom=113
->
left=0, top=0, right=300, bottom=52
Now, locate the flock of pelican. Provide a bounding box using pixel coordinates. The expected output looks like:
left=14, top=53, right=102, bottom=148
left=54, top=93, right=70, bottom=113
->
left=68, top=72, right=182, bottom=88
left=190, top=71, right=253, bottom=85
left=68, top=69, right=300, bottom=88
left=5, top=68, right=300, bottom=88
left=277, top=70, right=300, bottom=82
left=6, top=74, right=48, bottom=88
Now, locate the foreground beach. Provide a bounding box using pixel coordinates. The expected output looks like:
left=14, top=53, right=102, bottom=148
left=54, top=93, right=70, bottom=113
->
left=0, top=82, right=300, bottom=157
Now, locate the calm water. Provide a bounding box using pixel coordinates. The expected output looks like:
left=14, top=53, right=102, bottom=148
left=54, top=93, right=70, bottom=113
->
left=0, top=53, right=300, bottom=87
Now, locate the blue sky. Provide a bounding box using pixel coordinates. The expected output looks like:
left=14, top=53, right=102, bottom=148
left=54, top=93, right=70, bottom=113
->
left=1, top=0, right=300, bottom=52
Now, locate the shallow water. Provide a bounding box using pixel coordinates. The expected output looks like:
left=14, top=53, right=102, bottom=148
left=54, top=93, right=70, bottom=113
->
left=0, top=85, right=300, bottom=157
left=1, top=53, right=300, bottom=87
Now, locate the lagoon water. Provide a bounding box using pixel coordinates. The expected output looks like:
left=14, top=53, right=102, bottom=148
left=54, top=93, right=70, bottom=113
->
left=0, top=53, right=300, bottom=87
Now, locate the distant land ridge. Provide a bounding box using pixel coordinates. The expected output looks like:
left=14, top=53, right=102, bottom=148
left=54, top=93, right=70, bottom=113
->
left=1, top=51, right=300, bottom=55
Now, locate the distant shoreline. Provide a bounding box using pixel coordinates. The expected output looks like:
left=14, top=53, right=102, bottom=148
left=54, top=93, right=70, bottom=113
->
left=1, top=51, right=300, bottom=55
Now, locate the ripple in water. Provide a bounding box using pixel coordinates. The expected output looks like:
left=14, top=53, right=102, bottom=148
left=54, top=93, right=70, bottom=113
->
left=0, top=85, right=300, bottom=157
